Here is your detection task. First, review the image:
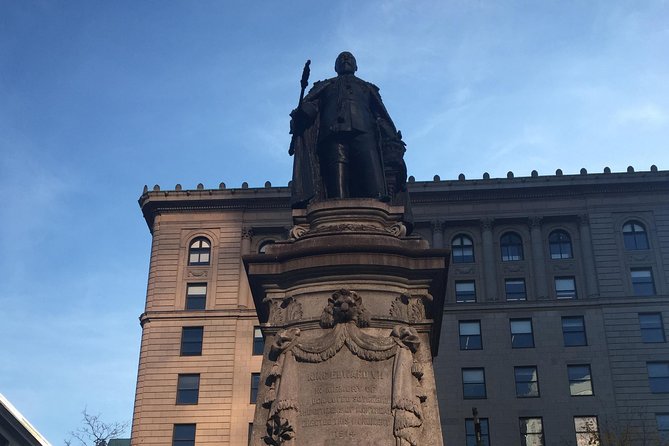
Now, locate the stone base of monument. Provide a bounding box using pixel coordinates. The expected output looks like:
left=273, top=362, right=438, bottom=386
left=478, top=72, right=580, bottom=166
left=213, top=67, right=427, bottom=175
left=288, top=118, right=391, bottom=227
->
left=245, top=199, right=448, bottom=446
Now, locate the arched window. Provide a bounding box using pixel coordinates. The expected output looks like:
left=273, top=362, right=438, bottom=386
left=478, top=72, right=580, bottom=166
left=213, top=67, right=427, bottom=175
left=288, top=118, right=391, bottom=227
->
left=501, top=232, right=524, bottom=261
left=549, top=230, right=573, bottom=259
left=452, top=234, right=475, bottom=263
left=258, top=240, right=275, bottom=254
left=623, top=221, right=649, bottom=250
left=188, top=237, right=211, bottom=265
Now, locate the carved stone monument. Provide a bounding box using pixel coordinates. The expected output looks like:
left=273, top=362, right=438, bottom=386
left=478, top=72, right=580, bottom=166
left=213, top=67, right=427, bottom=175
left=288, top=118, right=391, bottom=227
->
left=244, top=54, right=447, bottom=446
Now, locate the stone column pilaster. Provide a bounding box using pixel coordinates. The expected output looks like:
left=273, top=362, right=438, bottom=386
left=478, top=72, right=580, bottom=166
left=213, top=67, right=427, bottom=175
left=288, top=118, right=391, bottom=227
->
left=529, top=217, right=548, bottom=299
left=578, top=214, right=599, bottom=297
left=481, top=218, right=496, bottom=301
left=431, top=220, right=444, bottom=249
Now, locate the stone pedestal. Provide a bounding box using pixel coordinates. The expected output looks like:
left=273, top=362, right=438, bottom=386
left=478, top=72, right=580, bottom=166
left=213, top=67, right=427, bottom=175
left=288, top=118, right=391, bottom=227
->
left=245, top=199, right=448, bottom=446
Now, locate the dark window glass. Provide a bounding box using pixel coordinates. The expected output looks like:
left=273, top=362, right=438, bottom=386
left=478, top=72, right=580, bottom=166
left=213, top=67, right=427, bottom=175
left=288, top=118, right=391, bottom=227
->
left=253, top=327, right=264, bottom=355
left=173, top=424, right=196, bottom=446
left=574, top=417, right=599, bottom=446
left=248, top=423, right=254, bottom=446
left=549, top=230, right=573, bottom=259
left=188, top=237, right=211, bottom=265
left=250, top=373, right=261, bottom=403
left=462, top=368, right=486, bottom=399
left=648, top=362, right=669, bottom=393
left=505, top=278, right=527, bottom=301
left=631, top=269, right=655, bottom=296
left=555, top=277, right=577, bottom=299
left=456, top=281, right=476, bottom=303
left=510, top=319, right=534, bottom=348
left=515, top=366, right=540, bottom=397
left=181, top=327, right=204, bottom=356
left=623, top=221, right=649, bottom=250
left=452, top=234, right=475, bottom=263
left=568, top=365, right=593, bottom=396
left=176, top=374, right=200, bottom=405
left=186, top=283, right=207, bottom=310
left=639, top=313, right=665, bottom=343
left=658, top=414, right=669, bottom=441
left=465, top=418, right=490, bottom=446
left=519, top=418, right=544, bottom=446
left=562, top=316, right=587, bottom=346
left=501, top=232, right=524, bottom=261
left=459, top=321, right=482, bottom=350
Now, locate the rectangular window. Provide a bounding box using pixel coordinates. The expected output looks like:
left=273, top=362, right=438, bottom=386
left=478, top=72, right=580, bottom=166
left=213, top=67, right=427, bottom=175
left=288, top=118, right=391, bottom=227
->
left=555, top=277, right=577, bottom=299
left=657, top=414, right=669, bottom=442
left=250, top=372, right=261, bottom=403
left=459, top=321, right=482, bottom=350
left=465, top=418, right=490, bottom=446
left=519, top=417, right=544, bottom=446
left=562, top=316, right=587, bottom=346
left=515, top=366, right=540, bottom=397
left=505, top=278, right=527, bottom=301
left=176, top=374, right=200, bottom=405
left=253, top=327, right=264, bottom=355
left=574, top=416, right=600, bottom=446
left=172, top=424, right=196, bottom=446
left=648, top=362, right=669, bottom=393
left=568, top=365, right=593, bottom=396
left=462, top=368, right=486, bottom=399
left=639, top=313, right=665, bottom=343
left=180, top=327, right=204, bottom=356
left=510, top=319, right=535, bottom=348
left=456, top=281, right=476, bottom=303
left=631, top=269, right=655, bottom=296
left=248, top=423, right=254, bottom=446
left=185, top=283, right=207, bottom=310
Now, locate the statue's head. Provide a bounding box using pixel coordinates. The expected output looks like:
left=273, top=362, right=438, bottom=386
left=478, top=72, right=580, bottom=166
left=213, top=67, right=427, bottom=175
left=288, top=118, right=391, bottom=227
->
left=335, top=51, right=357, bottom=75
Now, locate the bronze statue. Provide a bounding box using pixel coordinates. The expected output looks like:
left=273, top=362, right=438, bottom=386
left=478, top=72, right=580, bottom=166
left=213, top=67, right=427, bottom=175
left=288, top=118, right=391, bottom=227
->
left=289, top=52, right=410, bottom=214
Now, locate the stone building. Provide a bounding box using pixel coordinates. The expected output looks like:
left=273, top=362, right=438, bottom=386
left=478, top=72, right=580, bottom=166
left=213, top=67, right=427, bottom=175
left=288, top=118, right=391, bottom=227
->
left=130, top=167, right=669, bottom=445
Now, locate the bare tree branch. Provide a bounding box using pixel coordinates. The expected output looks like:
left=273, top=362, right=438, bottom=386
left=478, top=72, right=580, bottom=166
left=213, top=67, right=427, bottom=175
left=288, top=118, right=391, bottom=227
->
left=65, top=408, right=129, bottom=446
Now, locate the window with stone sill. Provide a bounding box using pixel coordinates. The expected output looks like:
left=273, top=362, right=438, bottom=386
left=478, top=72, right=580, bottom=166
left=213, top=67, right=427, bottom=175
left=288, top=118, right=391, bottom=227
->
left=639, top=313, right=665, bottom=343
left=253, top=327, right=264, bottom=355
left=501, top=232, right=524, bottom=261
left=250, top=373, right=261, bottom=403
left=519, top=417, right=544, bottom=446
left=562, top=316, right=587, bottom=347
left=176, top=374, right=200, bottom=405
left=568, top=364, right=594, bottom=396
left=462, top=368, right=486, bottom=399
left=505, top=278, right=527, bottom=301
left=515, top=366, right=540, bottom=398
left=188, top=237, right=211, bottom=266
left=555, top=277, right=577, bottom=299
left=623, top=220, right=649, bottom=250
left=631, top=269, right=656, bottom=296
left=657, top=413, right=669, bottom=442
left=574, top=416, right=600, bottom=446
left=549, top=230, right=573, bottom=259
left=459, top=320, right=482, bottom=350
left=172, top=424, right=196, bottom=446
left=452, top=234, right=475, bottom=263
left=510, top=319, right=535, bottom=348
left=648, top=362, right=669, bottom=393
left=455, top=281, right=476, bottom=303
left=180, top=326, right=204, bottom=356
left=465, top=418, right=490, bottom=446
left=185, top=283, right=207, bottom=310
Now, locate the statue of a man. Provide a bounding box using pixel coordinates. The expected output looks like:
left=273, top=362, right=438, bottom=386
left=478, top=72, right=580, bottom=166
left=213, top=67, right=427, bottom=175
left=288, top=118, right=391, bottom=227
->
left=289, top=52, right=409, bottom=210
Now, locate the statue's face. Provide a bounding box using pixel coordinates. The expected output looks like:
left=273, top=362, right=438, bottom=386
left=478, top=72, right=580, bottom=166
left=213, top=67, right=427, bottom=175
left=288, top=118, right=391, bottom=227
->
left=335, top=52, right=357, bottom=75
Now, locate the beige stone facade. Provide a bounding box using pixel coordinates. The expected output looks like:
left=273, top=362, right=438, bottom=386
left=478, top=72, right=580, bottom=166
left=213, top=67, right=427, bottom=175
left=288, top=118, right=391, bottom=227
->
left=132, top=168, right=669, bottom=445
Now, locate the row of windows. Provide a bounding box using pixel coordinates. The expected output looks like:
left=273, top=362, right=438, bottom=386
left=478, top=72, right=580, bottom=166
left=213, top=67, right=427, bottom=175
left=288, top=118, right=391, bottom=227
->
left=179, top=326, right=264, bottom=356
left=452, top=220, right=651, bottom=264
left=465, top=415, right=669, bottom=446
left=455, top=267, right=657, bottom=303
left=459, top=312, right=665, bottom=351
left=462, top=360, right=669, bottom=400
left=171, top=414, right=669, bottom=446
left=461, top=364, right=593, bottom=399
left=174, top=371, right=261, bottom=406
left=183, top=219, right=652, bottom=268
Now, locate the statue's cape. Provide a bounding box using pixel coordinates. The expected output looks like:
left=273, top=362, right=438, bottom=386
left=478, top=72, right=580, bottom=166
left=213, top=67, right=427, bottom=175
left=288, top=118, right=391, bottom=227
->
left=289, top=76, right=413, bottom=232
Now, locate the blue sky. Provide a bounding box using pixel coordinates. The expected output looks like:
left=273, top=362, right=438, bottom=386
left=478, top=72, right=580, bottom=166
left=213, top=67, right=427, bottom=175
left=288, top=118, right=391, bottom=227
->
left=0, top=0, right=667, bottom=442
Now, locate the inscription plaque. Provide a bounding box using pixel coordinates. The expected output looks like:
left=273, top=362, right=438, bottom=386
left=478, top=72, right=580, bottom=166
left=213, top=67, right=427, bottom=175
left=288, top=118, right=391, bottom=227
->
left=298, top=348, right=394, bottom=445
